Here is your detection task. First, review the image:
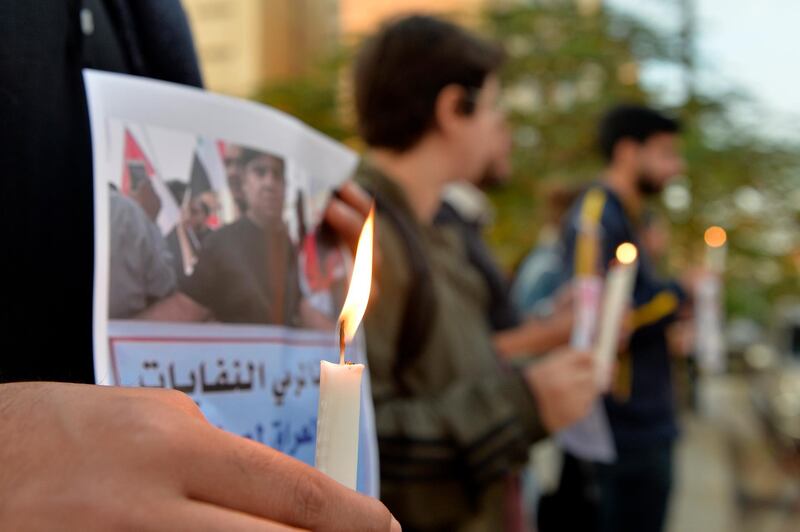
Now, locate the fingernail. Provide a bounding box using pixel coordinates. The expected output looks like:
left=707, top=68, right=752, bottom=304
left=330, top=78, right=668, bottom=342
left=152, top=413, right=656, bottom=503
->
left=390, top=516, right=402, bottom=532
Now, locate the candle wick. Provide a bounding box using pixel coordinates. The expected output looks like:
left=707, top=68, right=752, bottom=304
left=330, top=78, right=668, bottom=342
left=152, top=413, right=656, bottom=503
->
left=338, top=321, right=346, bottom=365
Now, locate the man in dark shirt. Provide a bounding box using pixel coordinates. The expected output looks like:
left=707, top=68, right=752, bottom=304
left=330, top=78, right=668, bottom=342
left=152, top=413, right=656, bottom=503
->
left=557, top=105, right=688, bottom=532
left=143, top=148, right=318, bottom=327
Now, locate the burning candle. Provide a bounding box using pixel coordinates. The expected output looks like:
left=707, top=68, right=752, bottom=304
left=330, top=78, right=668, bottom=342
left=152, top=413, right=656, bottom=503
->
left=594, top=242, right=638, bottom=391
left=696, top=226, right=727, bottom=373
left=704, top=226, right=727, bottom=274
left=315, top=206, right=374, bottom=489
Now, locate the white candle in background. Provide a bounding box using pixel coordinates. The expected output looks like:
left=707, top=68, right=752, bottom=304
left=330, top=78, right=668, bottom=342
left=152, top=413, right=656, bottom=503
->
left=704, top=226, right=727, bottom=274
left=315, top=206, right=374, bottom=489
left=594, top=243, right=638, bottom=391
left=696, top=226, right=727, bottom=373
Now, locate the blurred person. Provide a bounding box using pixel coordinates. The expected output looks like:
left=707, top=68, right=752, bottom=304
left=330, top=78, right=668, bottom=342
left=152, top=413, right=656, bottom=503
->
left=353, top=15, right=598, bottom=531
left=434, top=122, right=518, bottom=332
left=550, top=105, right=689, bottom=532
left=640, top=209, right=670, bottom=268
left=640, top=210, right=698, bottom=409
left=0, top=3, right=399, bottom=529
left=435, top=124, right=574, bottom=360
left=511, top=184, right=584, bottom=317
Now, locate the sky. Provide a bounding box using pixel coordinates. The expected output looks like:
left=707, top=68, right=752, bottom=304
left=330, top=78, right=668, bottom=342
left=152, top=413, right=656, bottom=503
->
left=609, top=0, right=800, bottom=142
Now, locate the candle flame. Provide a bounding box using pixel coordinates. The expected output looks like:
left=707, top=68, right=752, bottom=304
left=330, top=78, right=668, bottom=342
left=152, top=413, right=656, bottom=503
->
left=337, top=205, right=375, bottom=363
left=704, top=226, right=727, bottom=248
left=615, top=242, right=638, bottom=265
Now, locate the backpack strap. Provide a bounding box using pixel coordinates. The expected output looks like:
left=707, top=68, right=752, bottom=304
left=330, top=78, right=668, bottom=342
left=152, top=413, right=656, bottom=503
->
left=361, top=186, right=438, bottom=396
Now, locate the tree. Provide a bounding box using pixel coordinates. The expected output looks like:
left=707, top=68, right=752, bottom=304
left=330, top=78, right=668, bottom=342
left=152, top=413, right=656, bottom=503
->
left=481, top=0, right=800, bottom=323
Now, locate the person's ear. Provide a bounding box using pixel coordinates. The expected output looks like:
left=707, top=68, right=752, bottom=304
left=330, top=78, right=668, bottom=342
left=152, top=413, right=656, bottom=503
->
left=435, top=84, right=470, bottom=137
left=613, top=138, right=639, bottom=166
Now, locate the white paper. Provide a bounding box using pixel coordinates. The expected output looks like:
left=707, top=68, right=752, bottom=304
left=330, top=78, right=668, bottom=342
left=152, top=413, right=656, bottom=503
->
left=84, top=70, right=378, bottom=495
left=556, top=276, right=616, bottom=463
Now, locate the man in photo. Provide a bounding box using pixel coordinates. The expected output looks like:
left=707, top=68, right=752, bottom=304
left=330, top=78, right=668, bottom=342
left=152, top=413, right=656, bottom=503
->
left=141, top=148, right=331, bottom=329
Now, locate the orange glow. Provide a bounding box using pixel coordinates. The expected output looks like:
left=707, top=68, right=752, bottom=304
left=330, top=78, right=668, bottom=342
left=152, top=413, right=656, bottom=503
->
left=616, top=242, right=638, bottom=265
left=704, top=226, right=727, bottom=248
left=338, top=206, right=375, bottom=362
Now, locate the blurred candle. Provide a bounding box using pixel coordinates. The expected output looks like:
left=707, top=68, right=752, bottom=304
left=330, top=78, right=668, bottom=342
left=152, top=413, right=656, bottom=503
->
left=595, top=243, right=638, bottom=391
left=315, top=207, right=373, bottom=489
left=697, top=226, right=727, bottom=372
left=704, top=226, right=727, bottom=274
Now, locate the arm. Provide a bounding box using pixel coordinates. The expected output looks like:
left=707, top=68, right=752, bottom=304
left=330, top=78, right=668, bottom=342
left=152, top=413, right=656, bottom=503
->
left=493, top=308, right=574, bottom=360
left=137, top=291, right=211, bottom=322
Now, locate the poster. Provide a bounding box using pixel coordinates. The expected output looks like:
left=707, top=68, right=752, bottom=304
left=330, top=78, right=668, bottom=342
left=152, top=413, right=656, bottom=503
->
left=84, top=70, right=378, bottom=495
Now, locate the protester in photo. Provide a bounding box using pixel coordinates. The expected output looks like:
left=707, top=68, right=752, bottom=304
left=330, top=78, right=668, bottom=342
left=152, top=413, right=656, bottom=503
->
left=108, top=186, right=176, bottom=319
left=140, top=148, right=333, bottom=329
left=165, top=179, right=211, bottom=283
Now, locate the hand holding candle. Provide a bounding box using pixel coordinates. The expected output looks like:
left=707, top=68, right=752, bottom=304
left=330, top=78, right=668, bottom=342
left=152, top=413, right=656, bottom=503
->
left=315, top=206, right=374, bottom=489
left=595, top=243, right=638, bottom=391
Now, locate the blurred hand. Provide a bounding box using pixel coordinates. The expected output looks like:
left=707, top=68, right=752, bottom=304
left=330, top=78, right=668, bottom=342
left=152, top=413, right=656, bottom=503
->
left=552, top=285, right=574, bottom=314
left=323, top=181, right=374, bottom=254
left=619, top=308, right=634, bottom=352
left=0, top=382, right=400, bottom=532
left=323, top=181, right=382, bottom=303
left=524, top=348, right=597, bottom=432
left=667, top=319, right=695, bottom=358
left=681, top=266, right=710, bottom=295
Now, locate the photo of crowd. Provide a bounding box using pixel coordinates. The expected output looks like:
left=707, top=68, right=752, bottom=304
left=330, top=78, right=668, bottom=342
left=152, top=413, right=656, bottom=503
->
left=108, top=125, right=348, bottom=331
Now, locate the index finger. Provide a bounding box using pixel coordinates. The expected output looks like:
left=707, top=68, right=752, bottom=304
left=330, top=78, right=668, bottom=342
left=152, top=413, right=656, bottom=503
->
left=181, top=424, right=398, bottom=532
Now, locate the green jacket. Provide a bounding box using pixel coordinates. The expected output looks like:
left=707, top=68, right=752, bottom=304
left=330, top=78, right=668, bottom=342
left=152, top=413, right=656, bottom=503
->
left=357, top=163, right=547, bottom=531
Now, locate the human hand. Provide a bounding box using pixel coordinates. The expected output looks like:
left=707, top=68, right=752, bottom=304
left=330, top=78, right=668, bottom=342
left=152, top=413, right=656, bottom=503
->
left=523, top=348, right=597, bottom=433
left=323, top=181, right=374, bottom=254
left=0, top=382, right=400, bottom=532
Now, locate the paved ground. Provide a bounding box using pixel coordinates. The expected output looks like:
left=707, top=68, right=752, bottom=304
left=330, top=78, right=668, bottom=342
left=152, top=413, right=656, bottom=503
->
left=668, top=376, right=800, bottom=532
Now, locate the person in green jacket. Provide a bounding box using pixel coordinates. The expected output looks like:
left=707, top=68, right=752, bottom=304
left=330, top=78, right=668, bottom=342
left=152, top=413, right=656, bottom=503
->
left=352, top=15, right=599, bottom=531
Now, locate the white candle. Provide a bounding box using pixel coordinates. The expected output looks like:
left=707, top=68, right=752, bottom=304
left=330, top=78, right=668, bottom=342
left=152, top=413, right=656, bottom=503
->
left=594, top=243, right=638, bottom=391
left=315, top=205, right=374, bottom=489
left=697, top=226, right=727, bottom=373
left=316, top=360, right=364, bottom=489
left=704, top=226, right=727, bottom=274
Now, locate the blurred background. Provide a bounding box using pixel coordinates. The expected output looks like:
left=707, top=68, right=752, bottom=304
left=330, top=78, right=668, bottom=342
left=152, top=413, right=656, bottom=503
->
left=180, top=1, right=799, bottom=530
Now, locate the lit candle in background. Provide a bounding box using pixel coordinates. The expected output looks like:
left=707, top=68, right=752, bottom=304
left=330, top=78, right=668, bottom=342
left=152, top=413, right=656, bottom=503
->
left=557, top=194, right=616, bottom=464
left=594, top=243, right=639, bottom=391
left=704, top=225, right=727, bottom=274
left=697, top=226, right=727, bottom=373
left=315, top=206, right=374, bottom=489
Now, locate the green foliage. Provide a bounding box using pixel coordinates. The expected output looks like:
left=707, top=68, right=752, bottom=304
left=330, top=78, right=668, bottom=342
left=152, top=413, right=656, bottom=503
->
left=251, top=0, right=800, bottom=323
left=481, top=0, right=800, bottom=323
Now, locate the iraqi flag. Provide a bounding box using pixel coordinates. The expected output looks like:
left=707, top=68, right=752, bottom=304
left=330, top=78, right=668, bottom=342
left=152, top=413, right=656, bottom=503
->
left=121, top=127, right=181, bottom=235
